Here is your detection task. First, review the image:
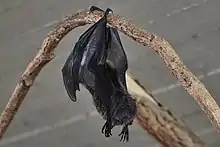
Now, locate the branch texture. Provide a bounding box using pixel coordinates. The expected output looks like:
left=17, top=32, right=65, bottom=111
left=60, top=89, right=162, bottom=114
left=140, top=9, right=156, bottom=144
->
left=0, top=8, right=217, bottom=146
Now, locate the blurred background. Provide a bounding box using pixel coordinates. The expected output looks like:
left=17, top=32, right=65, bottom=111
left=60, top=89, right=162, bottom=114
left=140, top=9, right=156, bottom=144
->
left=0, top=0, right=220, bottom=146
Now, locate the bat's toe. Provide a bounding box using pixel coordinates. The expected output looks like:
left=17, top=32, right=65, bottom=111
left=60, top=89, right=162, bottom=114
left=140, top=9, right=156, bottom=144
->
left=119, top=125, right=129, bottom=142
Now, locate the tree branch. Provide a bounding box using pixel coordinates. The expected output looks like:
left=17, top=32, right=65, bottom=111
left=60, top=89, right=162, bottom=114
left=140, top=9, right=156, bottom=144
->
left=0, top=8, right=217, bottom=146
left=0, top=10, right=90, bottom=139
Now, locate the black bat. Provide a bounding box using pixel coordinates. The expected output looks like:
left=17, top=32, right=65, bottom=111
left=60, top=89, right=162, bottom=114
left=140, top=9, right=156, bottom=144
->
left=61, top=6, right=137, bottom=142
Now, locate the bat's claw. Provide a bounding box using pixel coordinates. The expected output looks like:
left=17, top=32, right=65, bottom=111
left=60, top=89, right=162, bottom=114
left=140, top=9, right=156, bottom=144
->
left=89, top=6, right=103, bottom=12
left=106, top=8, right=113, bottom=14
left=69, top=95, right=77, bottom=102
left=119, top=125, right=129, bottom=142
left=101, top=121, right=112, bottom=137
left=89, top=6, right=113, bottom=15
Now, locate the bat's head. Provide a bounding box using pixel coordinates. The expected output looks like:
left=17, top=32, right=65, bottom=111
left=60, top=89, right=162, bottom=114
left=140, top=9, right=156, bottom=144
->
left=111, top=92, right=137, bottom=126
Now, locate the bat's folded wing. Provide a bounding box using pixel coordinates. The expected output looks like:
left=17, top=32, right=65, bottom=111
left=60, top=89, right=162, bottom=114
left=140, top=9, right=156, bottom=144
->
left=61, top=20, right=102, bottom=102
left=62, top=48, right=80, bottom=102
left=107, top=27, right=128, bottom=87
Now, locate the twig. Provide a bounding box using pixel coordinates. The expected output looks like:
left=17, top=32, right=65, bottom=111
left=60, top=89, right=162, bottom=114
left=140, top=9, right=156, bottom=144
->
left=0, top=8, right=219, bottom=142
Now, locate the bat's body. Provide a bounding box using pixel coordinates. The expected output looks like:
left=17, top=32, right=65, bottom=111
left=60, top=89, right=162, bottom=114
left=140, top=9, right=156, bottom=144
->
left=62, top=6, right=137, bottom=141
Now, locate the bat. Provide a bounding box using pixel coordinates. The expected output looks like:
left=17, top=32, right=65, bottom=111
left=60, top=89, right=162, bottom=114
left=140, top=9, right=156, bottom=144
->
left=61, top=6, right=137, bottom=142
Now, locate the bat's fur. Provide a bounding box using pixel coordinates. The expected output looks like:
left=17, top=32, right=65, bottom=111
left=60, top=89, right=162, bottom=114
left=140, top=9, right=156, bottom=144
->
left=61, top=6, right=137, bottom=142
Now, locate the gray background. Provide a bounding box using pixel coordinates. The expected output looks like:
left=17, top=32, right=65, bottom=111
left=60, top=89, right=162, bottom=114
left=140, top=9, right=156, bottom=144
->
left=0, top=0, right=220, bottom=146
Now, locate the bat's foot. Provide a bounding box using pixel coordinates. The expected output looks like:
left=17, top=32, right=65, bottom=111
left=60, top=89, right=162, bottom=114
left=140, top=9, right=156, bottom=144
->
left=119, top=125, right=129, bottom=142
left=89, top=6, right=103, bottom=12
left=101, top=121, right=112, bottom=137
left=89, top=6, right=113, bottom=14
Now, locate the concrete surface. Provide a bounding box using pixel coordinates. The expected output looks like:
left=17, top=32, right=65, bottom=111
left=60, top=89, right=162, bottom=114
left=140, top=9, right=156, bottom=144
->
left=0, top=0, right=220, bottom=146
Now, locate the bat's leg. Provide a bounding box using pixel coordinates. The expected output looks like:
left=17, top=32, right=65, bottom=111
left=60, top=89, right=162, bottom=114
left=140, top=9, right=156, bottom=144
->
left=119, top=124, right=129, bottom=142
left=101, top=107, right=113, bottom=137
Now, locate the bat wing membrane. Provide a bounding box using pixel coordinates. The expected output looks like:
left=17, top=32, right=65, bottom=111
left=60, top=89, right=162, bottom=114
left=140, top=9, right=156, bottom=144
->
left=61, top=17, right=105, bottom=102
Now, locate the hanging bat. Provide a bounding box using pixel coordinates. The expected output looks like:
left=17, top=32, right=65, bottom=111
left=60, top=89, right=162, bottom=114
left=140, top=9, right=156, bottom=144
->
left=61, top=6, right=137, bottom=142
